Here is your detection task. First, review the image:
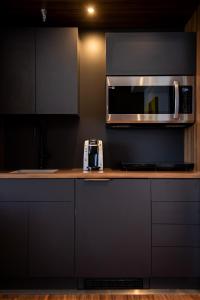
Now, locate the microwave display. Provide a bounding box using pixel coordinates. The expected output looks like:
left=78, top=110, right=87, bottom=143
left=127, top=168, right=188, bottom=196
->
left=108, top=86, right=192, bottom=114
left=106, top=76, right=195, bottom=124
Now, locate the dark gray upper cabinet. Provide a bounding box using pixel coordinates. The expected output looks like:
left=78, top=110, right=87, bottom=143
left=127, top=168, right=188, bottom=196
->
left=0, top=28, right=35, bottom=114
left=0, top=27, right=78, bottom=115
left=106, top=32, right=196, bottom=75
left=36, top=28, right=78, bottom=114
left=76, top=179, right=151, bottom=278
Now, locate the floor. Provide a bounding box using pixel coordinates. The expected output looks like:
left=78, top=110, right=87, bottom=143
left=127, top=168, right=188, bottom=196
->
left=0, top=292, right=200, bottom=300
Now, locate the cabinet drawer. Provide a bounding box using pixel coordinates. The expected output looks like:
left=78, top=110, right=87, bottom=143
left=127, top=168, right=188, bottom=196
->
left=151, top=180, right=199, bottom=202
left=152, top=225, right=200, bottom=247
left=0, top=179, right=74, bottom=202
left=152, top=202, right=200, bottom=224
left=152, top=247, right=200, bottom=277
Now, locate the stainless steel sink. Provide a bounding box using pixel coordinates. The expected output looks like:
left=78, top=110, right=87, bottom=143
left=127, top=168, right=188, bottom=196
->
left=10, top=169, right=59, bottom=174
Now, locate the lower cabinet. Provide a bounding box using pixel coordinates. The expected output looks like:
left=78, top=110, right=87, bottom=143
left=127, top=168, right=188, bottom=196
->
left=151, top=179, right=200, bottom=278
left=152, top=248, right=200, bottom=277
left=0, top=179, right=75, bottom=278
left=76, top=179, right=151, bottom=277
left=29, top=202, right=74, bottom=277
left=0, top=203, right=27, bottom=278
left=0, top=178, right=200, bottom=281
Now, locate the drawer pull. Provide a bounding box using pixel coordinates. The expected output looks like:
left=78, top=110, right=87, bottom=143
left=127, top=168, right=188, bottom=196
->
left=83, top=179, right=112, bottom=182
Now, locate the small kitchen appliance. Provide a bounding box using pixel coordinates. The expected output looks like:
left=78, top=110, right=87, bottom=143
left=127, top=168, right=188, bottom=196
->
left=120, top=162, right=194, bottom=171
left=83, top=139, right=103, bottom=171
left=106, top=76, right=195, bottom=125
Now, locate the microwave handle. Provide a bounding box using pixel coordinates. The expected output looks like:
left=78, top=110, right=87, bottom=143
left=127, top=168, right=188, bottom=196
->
left=173, top=80, right=179, bottom=119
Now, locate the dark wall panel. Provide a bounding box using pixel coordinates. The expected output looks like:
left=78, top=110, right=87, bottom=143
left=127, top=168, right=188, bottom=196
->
left=2, top=31, right=184, bottom=170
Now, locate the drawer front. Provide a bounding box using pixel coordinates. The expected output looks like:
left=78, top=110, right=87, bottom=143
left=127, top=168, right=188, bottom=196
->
left=152, top=225, right=200, bottom=247
left=152, top=247, right=200, bottom=277
left=152, top=202, right=200, bottom=224
left=0, top=179, right=74, bottom=202
left=151, top=180, right=199, bottom=202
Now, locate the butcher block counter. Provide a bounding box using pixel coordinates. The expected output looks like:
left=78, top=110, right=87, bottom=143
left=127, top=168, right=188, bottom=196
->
left=0, top=168, right=199, bottom=178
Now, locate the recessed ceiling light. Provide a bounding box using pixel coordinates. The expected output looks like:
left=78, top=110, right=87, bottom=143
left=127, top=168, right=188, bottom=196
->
left=87, top=6, right=95, bottom=15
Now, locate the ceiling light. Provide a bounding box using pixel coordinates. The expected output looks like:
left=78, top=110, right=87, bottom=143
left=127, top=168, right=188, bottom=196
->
left=87, top=6, right=95, bottom=15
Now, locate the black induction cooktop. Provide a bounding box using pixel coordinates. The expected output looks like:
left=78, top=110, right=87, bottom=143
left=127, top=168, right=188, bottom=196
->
left=120, top=162, right=194, bottom=171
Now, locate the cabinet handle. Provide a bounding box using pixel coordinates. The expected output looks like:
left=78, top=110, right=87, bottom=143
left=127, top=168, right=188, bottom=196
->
left=173, top=80, right=179, bottom=119
left=83, top=179, right=112, bottom=182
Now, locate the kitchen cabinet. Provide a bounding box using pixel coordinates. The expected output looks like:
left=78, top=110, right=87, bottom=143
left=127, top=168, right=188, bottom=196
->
left=1, top=177, right=200, bottom=282
left=36, top=28, right=78, bottom=114
left=0, top=28, right=35, bottom=114
left=0, top=179, right=74, bottom=202
left=152, top=248, right=200, bottom=277
left=76, top=179, right=151, bottom=277
left=0, top=179, right=75, bottom=278
left=0, top=28, right=78, bottom=115
left=0, top=203, right=27, bottom=278
left=151, top=179, right=199, bottom=202
left=29, top=202, right=74, bottom=277
left=106, top=32, right=196, bottom=75
left=151, top=179, right=200, bottom=277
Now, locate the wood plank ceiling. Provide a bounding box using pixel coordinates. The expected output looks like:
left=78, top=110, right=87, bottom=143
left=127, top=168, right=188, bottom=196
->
left=0, top=0, right=199, bottom=30
left=0, top=295, right=200, bottom=300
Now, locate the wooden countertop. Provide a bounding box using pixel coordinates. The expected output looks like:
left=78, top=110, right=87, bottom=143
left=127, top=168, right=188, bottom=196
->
left=0, top=169, right=199, bottom=179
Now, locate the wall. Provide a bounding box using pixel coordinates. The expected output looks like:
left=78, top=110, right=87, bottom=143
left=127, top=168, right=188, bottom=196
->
left=3, top=31, right=184, bottom=170
left=184, top=4, right=200, bottom=170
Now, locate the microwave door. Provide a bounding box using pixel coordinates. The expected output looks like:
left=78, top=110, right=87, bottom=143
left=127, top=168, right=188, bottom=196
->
left=107, top=86, right=175, bottom=121
left=106, top=76, right=194, bottom=124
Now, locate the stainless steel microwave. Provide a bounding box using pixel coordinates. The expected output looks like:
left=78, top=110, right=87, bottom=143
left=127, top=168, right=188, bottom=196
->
left=106, top=76, right=195, bottom=125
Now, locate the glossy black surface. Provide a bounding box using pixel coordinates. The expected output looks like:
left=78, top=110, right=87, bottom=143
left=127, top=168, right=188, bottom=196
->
left=120, top=162, right=194, bottom=171
left=109, top=86, right=192, bottom=114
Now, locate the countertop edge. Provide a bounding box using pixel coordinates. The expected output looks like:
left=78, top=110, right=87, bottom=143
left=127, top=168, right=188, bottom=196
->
left=0, top=169, right=199, bottom=179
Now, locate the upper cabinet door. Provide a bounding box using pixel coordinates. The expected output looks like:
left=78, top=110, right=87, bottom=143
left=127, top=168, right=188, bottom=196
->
left=0, top=28, right=35, bottom=114
left=36, top=28, right=79, bottom=114
left=106, top=32, right=196, bottom=75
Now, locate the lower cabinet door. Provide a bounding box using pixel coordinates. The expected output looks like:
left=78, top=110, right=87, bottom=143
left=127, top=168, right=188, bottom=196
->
left=29, top=202, right=74, bottom=277
left=0, top=203, right=27, bottom=278
left=152, top=247, right=200, bottom=277
left=76, top=179, right=151, bottom=277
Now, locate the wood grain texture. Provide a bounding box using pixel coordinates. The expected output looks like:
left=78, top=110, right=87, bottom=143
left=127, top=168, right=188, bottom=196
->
left=0, top=169, right=200, bottom=179
left=184, top=5, right=200, bottom=169
left=0, top=295, right=200, bottom=300
left=0, top=0, right=198, bottom=29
